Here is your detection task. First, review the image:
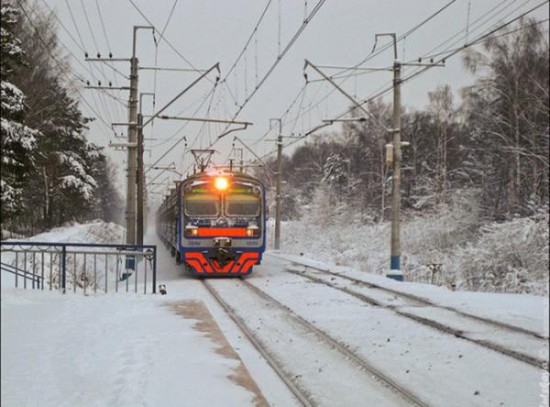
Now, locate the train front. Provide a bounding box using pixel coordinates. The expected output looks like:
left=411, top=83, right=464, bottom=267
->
left=179, top=173, right=266, bottom=276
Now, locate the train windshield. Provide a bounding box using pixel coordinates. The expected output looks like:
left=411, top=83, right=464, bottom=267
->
left=184, top=194, right=220, bottom=216
left=225, top=194, right=261, bottom=217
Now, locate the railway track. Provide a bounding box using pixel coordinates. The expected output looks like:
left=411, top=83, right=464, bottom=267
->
left=202, top=279, right=312, bottom=407
left=202, top=278, right=431, bottom=407
left=272, top=255, right=548, bottom=371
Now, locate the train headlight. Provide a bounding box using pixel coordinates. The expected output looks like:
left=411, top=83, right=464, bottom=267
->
left=214, top=177, right=229, bottom=191
left=246, top=225, right=259, bottom=237
left=185, top=225, right=199, bottom=237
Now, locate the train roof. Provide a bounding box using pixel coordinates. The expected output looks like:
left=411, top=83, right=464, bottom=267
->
left=180, top=170, right=263, bottom=185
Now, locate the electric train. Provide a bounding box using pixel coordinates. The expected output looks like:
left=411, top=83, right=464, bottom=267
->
left=156, top=171, right=266, bottom=276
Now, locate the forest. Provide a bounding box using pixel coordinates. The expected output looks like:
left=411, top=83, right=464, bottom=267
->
left=1, top=2, right=123, bottom=235
left=256, top=18, right=549, bottom=293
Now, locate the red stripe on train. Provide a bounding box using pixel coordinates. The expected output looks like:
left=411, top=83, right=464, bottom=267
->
left=195, top=228, right=248, bottom=237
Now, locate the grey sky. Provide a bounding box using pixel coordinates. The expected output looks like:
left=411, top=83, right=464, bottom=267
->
left=37, top=0, right=549, bottom=200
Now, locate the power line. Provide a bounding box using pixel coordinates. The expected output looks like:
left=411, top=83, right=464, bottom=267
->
left=250, top=0, right=462, bottom=157
left=145, top=85, right=220, bottom=174
left=222, top=0, right=273, bottom=81
left=333, top=0, right=459, bottom=78
left=79, top=0, right=120, bottom=122
left=160, top=0, right=179, bottom=37
left=94, top=0, right=126, bottom=118
left=249, top=83, right=308, bottom=147
left=64, top=0, right=86, bottom=52
left=40, top=0, right=127, bottom=80
left=410, top=0, right=529, bottom=64
left=15, top=0, right=114, bottom=139
left=79, top=0, right=101, bottom=53
left=214, top=0, right=327, bottom=147
left=59, top=0, right=113, bottom=123
left=127, top=0, right=200, bottom=71
left=94, top=0, right=112, bottom=51
left=273, top=0, right=546, bottom=158
left=403, top=0, right=550, bottom=85
left=271, top=0, right=550, bottom=160
left=412, top=17, right=550, bottom=62
left=196, top=0, right=326, bottom=172
left=147, top=0, right=179, bottom=148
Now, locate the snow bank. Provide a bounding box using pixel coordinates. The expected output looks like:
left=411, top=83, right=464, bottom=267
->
left=20, top=220, right=124, bottom=244
left=275, top=194, right=549, bottom=295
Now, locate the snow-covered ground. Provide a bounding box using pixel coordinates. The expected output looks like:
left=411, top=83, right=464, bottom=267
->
left=278, top=193, right=549, bottom=296
left=1, top=221, right=549, bottom=406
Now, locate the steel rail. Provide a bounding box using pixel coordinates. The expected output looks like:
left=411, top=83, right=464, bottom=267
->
left=202, top=280, right=313, bottom=407
left=279, top=256, right=548, bottom=340
left=239, top=279, right=431, bottom=407
left=275, top=258, right=548, bottom=370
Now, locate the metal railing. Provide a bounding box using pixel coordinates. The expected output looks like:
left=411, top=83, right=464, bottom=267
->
left=0, top=242, right=157, bottom=294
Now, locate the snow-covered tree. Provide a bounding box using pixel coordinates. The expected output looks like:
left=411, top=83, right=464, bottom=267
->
left=343, top=100, right=392, bottom=220
left=461, top=19, right=549, bottom=218
left=2, top=2, right=122, bottom=232
left=322, top=153, right=350, bottom=202
left=87, top=145, right=124, bottom=224
left=0, top=4, right=40, bottom=223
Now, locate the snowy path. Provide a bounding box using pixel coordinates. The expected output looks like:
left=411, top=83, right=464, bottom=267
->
left=1, top=289, right=277, bottom=407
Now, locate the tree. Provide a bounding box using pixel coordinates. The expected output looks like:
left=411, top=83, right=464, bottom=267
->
left=461, top=19, right=549, bottom=217
left=89, top=148, right=124, bottom=224
left=343, top=100, right=392, bottom=220
left=322, top=153, right=350, bottom=203
left=1, top=1, right=123, bottom=233
left=0, top=4, right=40, bottom=225
left=428, top=85, right=454, bottom=203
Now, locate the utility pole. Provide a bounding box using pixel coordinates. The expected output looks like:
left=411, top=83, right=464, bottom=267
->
left=126, top=26, right=153, bottom=248
left=303, top=36, right=443, bottom=281
left=126, top=51, right=138, bottom=247
left=272, top=118, right=283, bottom=251
left=371, top=33, right=403, bottom=281
left=136, top=112, right=144, bottom=246
left=137, top=92, right=155, bottom=245
left=84, top=25, right=153, bottom=256
left=390, top=58, right=403, bottom=278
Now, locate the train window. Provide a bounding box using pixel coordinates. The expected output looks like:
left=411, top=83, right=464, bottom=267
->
left=225, top=194, right=260, bottom=217
left=184, top=194, right=220, bottom=216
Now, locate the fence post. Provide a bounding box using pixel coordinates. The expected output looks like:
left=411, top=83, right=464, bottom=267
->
left=61, top=245, right=67, bottom=293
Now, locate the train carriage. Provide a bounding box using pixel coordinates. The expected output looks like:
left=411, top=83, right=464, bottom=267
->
left=157, top=171, right=266, bottom=276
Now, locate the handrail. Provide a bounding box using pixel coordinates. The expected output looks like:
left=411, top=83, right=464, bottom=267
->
left=0, top=242, right=157, bottom=294
left=1, top=262, right=43, bottom=283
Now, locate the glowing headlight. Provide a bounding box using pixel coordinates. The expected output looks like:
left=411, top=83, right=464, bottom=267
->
left=214, top=177, right=229, bottom=190
left=246, top=225, right=259, bottom=237
left=185, top=225, right=199, bottom=236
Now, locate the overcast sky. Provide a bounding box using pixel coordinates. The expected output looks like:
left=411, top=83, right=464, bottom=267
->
left=35, top=0, right=549, bottom=200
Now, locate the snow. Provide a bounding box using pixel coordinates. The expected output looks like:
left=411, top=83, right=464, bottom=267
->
left=1, top=290, right=259, bottom=407
left=275, top=252, right=549, bottom=337
left=249, top=257, right=548, bottom=407
left=1, top=81, right=25, bottom=115
left=1, top=221, right=549, bottom=406
left=1, top=118, right=38, bottom=153
left=277, top=191, right=549, bottom=296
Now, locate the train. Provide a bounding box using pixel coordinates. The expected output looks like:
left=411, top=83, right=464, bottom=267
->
left=156, top=170, right=266, bottom=276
